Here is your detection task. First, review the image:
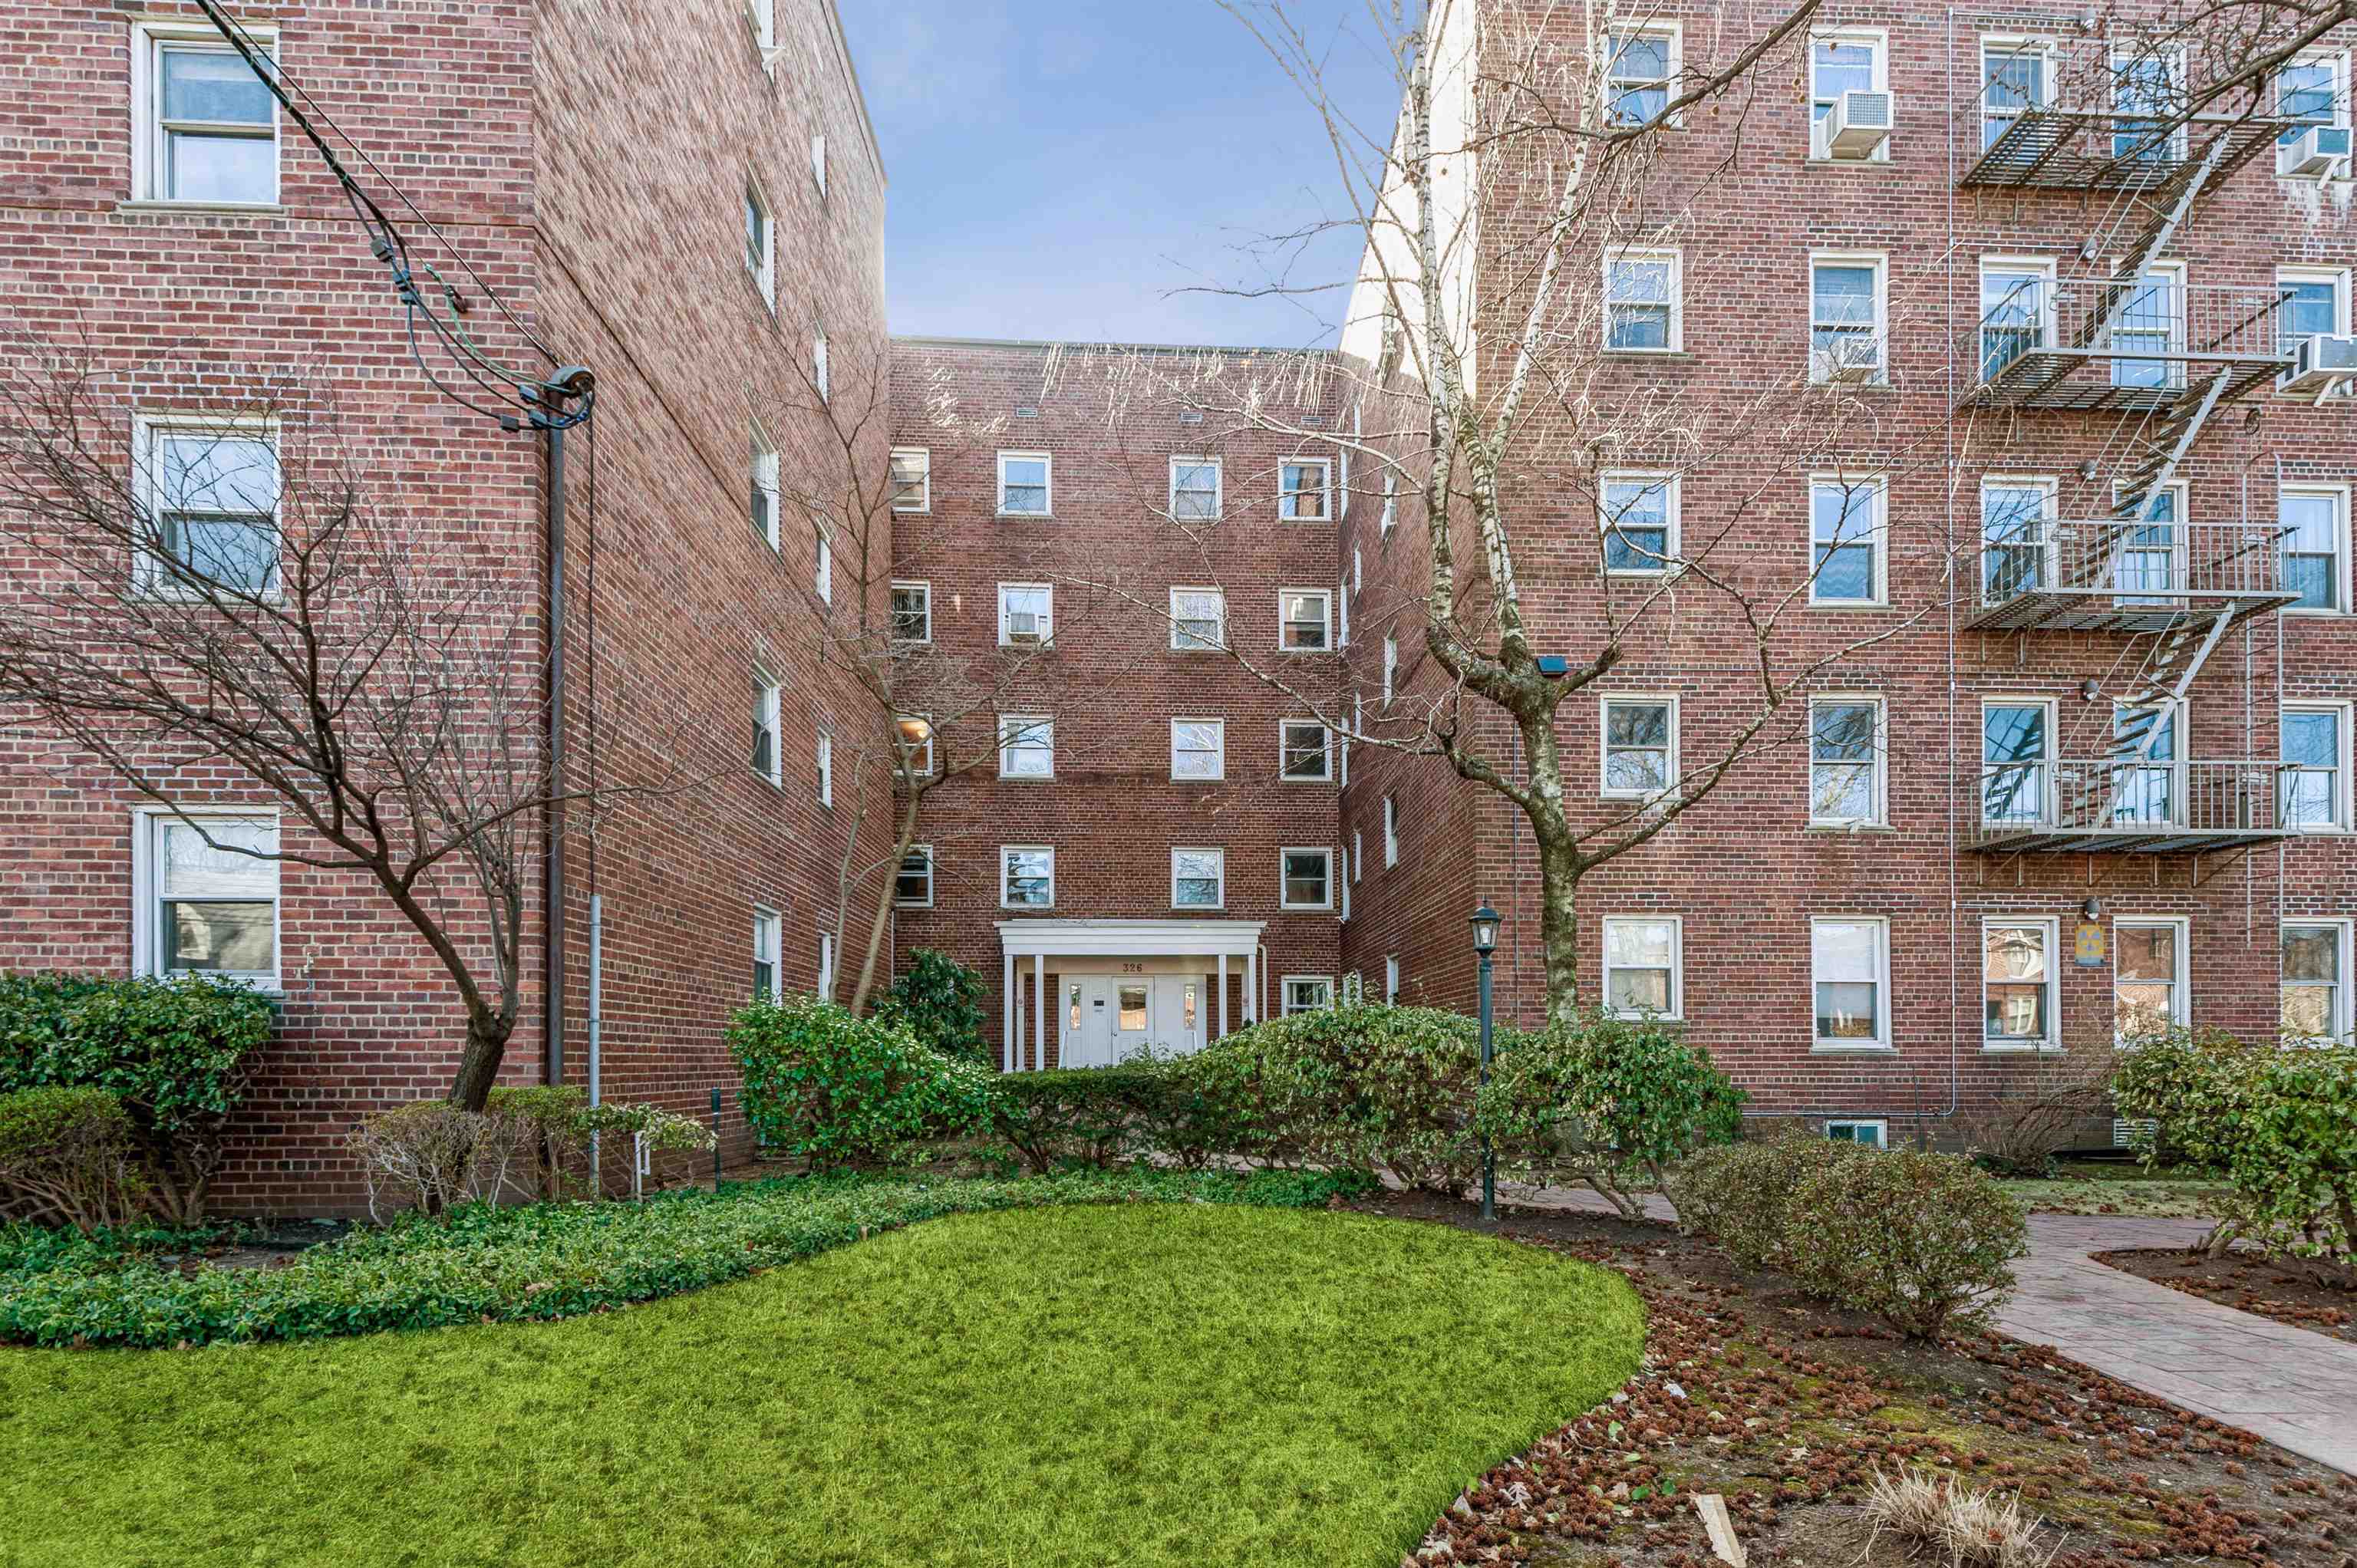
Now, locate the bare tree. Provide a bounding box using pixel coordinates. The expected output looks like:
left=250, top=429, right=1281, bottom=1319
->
left=0, top=334, right=678, bottom=1108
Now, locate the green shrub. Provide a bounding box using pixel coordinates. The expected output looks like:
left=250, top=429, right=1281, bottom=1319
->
left=0, top=1087, right=141, bottom=1232
left=875, top=948, right=988, bottom=1063
left=731, top=995, right=996, bottom=1170
left=486, top=1085, right=593, bottom=1199
left=0, top=972, right=272, bottom=1224
left=986, top=1063, right=1162, bottom=1174
left=1665, top=1130, right=1860, bottom=1268
left=0, top=1167, right=1368, bottom=1349
left=1477, top=1010, right=1745, bottom=1217
left=2114, top=1027, right=2357, bottom=1278
left=1782, top=1147, right=2029, bottom=1338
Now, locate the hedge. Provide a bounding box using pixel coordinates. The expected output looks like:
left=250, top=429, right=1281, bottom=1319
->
left=730, top=995, right=995, bottom=1169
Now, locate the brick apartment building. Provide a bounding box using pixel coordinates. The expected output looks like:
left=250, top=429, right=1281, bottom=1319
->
left=2, top=0, right=2353, bottom=1208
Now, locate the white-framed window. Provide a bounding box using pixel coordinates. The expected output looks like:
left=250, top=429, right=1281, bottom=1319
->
left=134, top=809, right=281, bottom=988
left=2109, top=700, right=2179, bottom=825
left=1337, top=575, right=1350, bottom=650
left=1172, top=848, right=1225, bottom=909
left=896, top=714, right=934, bottom=776
left=813, top=333, right=830, bottom=404
left=132, top=20, right=280, bottom=205
left=1171, top=587, right=1226, bottom=651
left=133, top=417, right=282, bottom=598
left=1381, top=634, right=1398, bottom=702
left=2281, top=483, right=2349, bottom=613
left=1352, top=547, right=1363, bottom=596
left=1383, top=794, right=1399, bottom=867
left=1604, top=25, right=1680, bottom=125
left=1600, top=473, right=1678, bottom=575
left=1812, top=917, right=1889, bottom=1048
left=1983, top=917, right=2059, bottom=1049
left=753, top=672, right=782, bottom=785
left=1980, top=475, right=2057, bottom=602
left=1826, top=1119, right=1887, bottom=1148
left=2276, top=266, right=2349, bottom=361
left=1381, top=473, right=1398, bottom=532
left=1603, top=916, right=1683, bottom=1018
left=1808, top=696, right=1885, bottom=825
left=2109, top=261, right=2186, bottom=393
left=1171, top=457, right=1222, bottom=521
left=1352, top=828, right=1363, bottom=883
left=1282, top=975, right=1336, bottom=1014
left=744, top=179, right=775, bottom=306
left=747, top=0, right=776, bottom=54
left=1809, top=475, right=1886, bottom=604
left=810, top=131, right=829, bottom=196
left=1279, top=719, right=1333, bottom=782
left=1604, top=249, right=1682, bottom=351
left=818, top=932, right=836, bottom=1000
left=750, top=425, right=780, bottom=549
left=1980, top=36, right=2051, bottom=151
left=895, top=847, right=935, bottom=908
left=813, top=521, right=832, bottom=602
left=997, top=451, right=1052, bottom=516
left=1280, top=458, right=1333, bottom=522
left=2115, top=917, right=2188, bottom=1038
left=1279, top=588, right=1333, bottom=652
left=1171, top=718, right=1225, bottom=781
left=1808, top=30, right=1888, bottom=160
left=1001, top=846, right=1054, bottom=908
left=1979, top=257, right=2055, bottom=381
left=2111, top=43, right=2187, bottom=163
left=890, top=581, right=931, bottom=643
left=2283, top=919, right=2352, bottom=1039
left=1981, top=699, right=2053, bottom=825
left=1600, top=696, right=1676, bottom=799
left=1281, top=847, right=1333, bottom=910
left=1809, top=253, right=1887, bottom=381
left=752, top=906, right=780, bottom=999
left=816, top=730, right=833, bottom=805
left=1384, top=954, right=1400, bottom=1003
left=1339, top=848, right=1351, bottom=919
left=997, top=582, right=1053, bottom=645
left=889, top=448, right=931, bottom=512
left=997, top=714, right=1054, bottom=779
left=2283, top=702, right=2350, bottom=830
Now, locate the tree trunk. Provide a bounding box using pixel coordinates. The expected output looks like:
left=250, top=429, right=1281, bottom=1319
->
left=447, top=1010, right=513, bottom=1112
left=846, top=792, right=925, bottom=1017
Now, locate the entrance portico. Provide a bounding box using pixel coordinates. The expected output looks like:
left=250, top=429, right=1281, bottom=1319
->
left=994, top=919, right=1267, bottom=1072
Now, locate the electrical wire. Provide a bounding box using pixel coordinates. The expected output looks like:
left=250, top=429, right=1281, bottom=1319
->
left=188, top=0, right=592, bottom=431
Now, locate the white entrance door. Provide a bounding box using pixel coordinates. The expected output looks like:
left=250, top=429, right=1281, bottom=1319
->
left=1149, top=975, right=1205, bottom=1054
left=1060, top=977, right=1116, bottom=1068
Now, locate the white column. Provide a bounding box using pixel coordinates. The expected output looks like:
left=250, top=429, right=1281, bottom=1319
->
left=1245, top=947, right=1258, bottom=1023
left=1216, top=951, right=1228, bottom=1038
left=1033, top=953, right=1047, bottom=1068
left=1002, top=952, right=1015, bottom=1072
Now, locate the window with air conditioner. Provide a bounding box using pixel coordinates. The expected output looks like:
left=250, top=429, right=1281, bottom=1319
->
left=997, top=582, right=1053, bottom=645
left=1809, top=31, right=1890, bottom=161
left=2274, top=52, right=2350, bottom=176
left=1809, top=255, right=1885, bottom=383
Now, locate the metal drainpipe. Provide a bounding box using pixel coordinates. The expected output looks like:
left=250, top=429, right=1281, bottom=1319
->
left=588, top=893, right=604, bottom=1190
left=537, top=377, right=591, bottom=1087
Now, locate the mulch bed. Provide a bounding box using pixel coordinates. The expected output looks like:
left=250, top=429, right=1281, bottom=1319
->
left=1346, top=1190, right=2357, bottom=1568
left=2095, top=1247, right=2357, bottom=1346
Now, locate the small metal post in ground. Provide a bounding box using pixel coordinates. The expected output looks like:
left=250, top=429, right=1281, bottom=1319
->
left=711, top=1085, right=724, bottom=1191
left=1470, top=903, right=1501, bottom=1224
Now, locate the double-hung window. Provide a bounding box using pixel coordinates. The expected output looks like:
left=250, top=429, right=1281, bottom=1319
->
left=138, top=811, right=280, bottom=987
left=135, top=23, right=279, bottom=205
left=815, top=731, right=833, bottom=805
left=1808, top=697, right=1884, bottom=825
left=1979, top=259, right=2052, bottom=381
left=889, top=448, right=931, bottom=512
left=997, top=452, right=1052, bottom=516
left=813, top=522, right=832, bottom=601
left=1980, top=477, right=2055, bottom=601
left=1381, top=635, right=1398, bottom=702
left=1380, top=473, right=1398, bottom=532
left=744, top=180, right=774, bottom=306
left=1980, top=38, right=2049, bottom=151
left=895, top=847, right=935, bottom=908
left=1282, top=976, right=1336, bottom=1014
left=1601, top=473, right=1676, bottom=575
left=2278, top=52, right=2348, bottom=132
left=1171, top=718, right=1225, bottom=781
left=890, top=581, right=931, bottom=643
left=896, top=714, right=934, bottom=776
left=1384, top=955, right=1400, bottom=1003
left=810, top=133, right=829, bottom=196
left=1604, top=251, right=1680, bottom=351
left=997, top=715, right=1054, bottom=779
left=1808, top=33, right=1886, bottom=160
left=753, top=674, right=782, bottom=785
left=1279, top=848, right=1333, bottom=910
left=1808, top=255, right=1884, bottom=382
left=997, top=583, right=1053, bottom=645
left=1279, top=720, right=1333, bottom=782
left=1603, top=917, right=1682, bottom=1017
left=1000, top=847, right=1054, bottom=908
left=1604, top=28, right=1676, bottom=125
left=2110, top=263, right=2184, bottom=392
left=1172, top=848, right=1225, bottom=909
left=813, top=334, right=829, bottom=404
left=137, top=419, right=282, bottom=598
left=1983, top=919, right=2058, bottom=1049
left=2115, top=917, right=2187, bottom=1038
left=752, top=908, right=780, bottom=998
left=2111, top=46, right=2184, bottom=164
left=1601, top=697, right=1675, bottom=798
left=2276, top=267, right=2349, bottom=362
left=2109, top=703, right=2177, bottom=825
left=1982, top=700, right=2052, bottom=825
left=1382, top=794, right=1399, bottom=867
left=1809, top=476, right=1884, bottom=604
left=1811, top=917, right=1887, bottom=1047
left=2281, top=485, right=2348, bottom=611
left=1171, top=588, right=1226, bottom=651
left=750, top=427, right=780, bottom=548
left=1171, top=458, right=1222, bottom=520
left=2283, top=921, right=2352, bottom=1039
left=2283, top=703, right=2349, bottom=830
left=1279, top=589, right=1332, bottom=651
left=1280, top=460, right=1332, bottom=522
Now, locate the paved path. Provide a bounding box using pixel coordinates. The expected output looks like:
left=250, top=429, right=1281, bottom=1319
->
left=1499, top=1184, right=2357, bottom=1475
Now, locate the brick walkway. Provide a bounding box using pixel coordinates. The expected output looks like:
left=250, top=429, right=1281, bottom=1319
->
left=1498, top=1184, right=2357, bottom=1475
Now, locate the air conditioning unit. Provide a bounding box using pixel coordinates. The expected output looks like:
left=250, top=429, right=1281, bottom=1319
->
left=1825, top=90, right=1894, bottom=159
left=2111, top=1118, right=2158, bottom=1149
left=2276, top=122, right=2352, bottom=178
left=1005, top=611, right=1043, bottom=642
left=2279, top=331, right=2357, bottom=396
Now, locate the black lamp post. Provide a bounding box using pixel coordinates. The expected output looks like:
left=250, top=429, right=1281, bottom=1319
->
left=1470, top=903, right=1501, bottom=1223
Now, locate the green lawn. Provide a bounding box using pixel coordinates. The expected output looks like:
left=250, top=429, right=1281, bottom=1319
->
left=0, top=1204, right=1642, bottom=1568
left=2000, top=1162, right=2233, bottom=1218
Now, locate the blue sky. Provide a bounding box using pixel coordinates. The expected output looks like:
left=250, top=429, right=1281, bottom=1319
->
left=836, top=2, right=1402, bottom=349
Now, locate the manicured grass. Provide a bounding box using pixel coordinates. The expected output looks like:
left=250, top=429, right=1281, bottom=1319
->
left=2001, top=1164, right=2233, bottom=1217
left=0, top=1204, right=1643, bottom=1568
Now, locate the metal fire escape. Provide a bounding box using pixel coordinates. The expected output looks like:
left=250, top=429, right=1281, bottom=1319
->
left=1956, top=32, right=2310, bottom=856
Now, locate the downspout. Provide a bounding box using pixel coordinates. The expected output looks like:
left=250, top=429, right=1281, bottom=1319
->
left=588, top=893, right=604, bottom=1190
left=537, top=375, right=592, bottom=1086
